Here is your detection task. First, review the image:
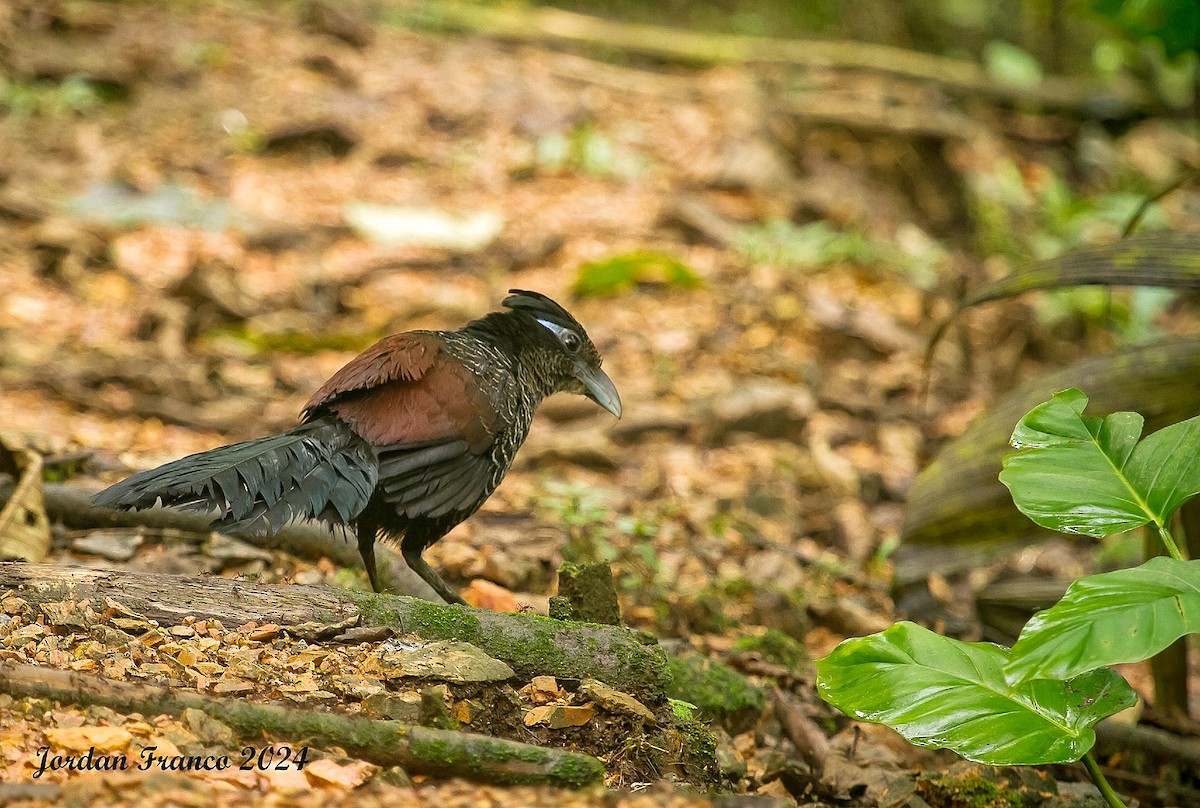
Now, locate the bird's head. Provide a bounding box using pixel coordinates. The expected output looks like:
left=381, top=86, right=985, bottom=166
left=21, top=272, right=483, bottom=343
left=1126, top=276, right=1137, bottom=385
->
left=501, top=289, right=622, bottom=418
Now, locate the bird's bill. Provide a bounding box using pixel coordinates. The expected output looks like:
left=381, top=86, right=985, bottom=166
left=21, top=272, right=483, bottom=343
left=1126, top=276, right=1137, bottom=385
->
left=576, top=364, right=622, bottom=418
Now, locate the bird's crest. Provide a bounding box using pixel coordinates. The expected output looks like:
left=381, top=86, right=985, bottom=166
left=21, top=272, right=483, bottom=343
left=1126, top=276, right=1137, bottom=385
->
left=502, top=289, right=581, bottom=328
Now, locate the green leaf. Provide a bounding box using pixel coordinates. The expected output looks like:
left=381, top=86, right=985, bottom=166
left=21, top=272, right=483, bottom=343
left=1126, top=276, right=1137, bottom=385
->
left=897, top=336, right=1200, bottom=586
left=1000, top=388, right=1200, bottom=537
left=1001, top=389, right=1149, bottom=537
left=1088, top=0, right=1200, bottom=60
left=572, top=251, right=700, bottom=297
left=983, top=40, right=1044, bottom=88
left=1006, top=556, right=1200, bottom=683
left=816, top=622, right=1135, bottom=765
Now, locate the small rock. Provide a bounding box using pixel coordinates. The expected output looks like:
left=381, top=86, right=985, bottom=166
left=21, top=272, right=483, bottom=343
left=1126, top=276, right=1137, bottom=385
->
left=248, top=624, right=281, bottom=642
left=111, top=617, right=152, bottom=634
left=182, top=709, right=236, bottom=746
left=372, top=640, right=514, bottom=684
left=205, top=534, right=273, bottom=565
left=420, top=685, right=459, bottom=729
left=462, top=579, right=520, bottom=612
left=579, top=679, right=656, bottom=723
left=333, top=675, right=387, bottom=700
left=528, top=675, right=562, bottom=704
left=452, top=699, right=483, bottom=725
left=363, top=691, right=423, bottom=722
left=1, top=595, right=28, bottom=615
left=39, top=600, right=96, bottom=630
left=72, top=532, right=141, bottom=562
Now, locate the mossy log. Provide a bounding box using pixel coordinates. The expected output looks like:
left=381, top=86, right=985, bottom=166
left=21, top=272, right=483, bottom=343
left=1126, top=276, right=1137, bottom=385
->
left=0, top=563, right=667, bottom=701
left=0, top=661, right=604, bottom=787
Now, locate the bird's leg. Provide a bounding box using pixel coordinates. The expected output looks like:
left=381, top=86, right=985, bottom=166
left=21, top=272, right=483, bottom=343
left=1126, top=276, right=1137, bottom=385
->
left=401, top=534, right=468, bottom=606
left=355, top=517, right=383, bottom=593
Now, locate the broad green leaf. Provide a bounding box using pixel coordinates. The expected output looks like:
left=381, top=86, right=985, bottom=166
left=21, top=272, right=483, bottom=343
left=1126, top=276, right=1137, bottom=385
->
left=896, top=338, right=1200, bottom=614
left=816, top=622, right=1135, bottom=765
left=1000, top=388, right=1200, bottom=537
left=1001, top=389, right=1149, bottom=536
left=1006, top=556, right=1200, bottom=683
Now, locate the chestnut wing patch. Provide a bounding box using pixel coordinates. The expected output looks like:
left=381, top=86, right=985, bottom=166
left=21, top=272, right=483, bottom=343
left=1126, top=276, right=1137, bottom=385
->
left=303, top=333, right=442, bottom=413
left=304, top=333, right=499, bottom=453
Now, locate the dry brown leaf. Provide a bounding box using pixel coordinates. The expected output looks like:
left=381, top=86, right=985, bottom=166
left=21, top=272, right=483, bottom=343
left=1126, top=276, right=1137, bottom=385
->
left=45, top=725, right=133, bottom=753
left=461, top=579, right=520, bottom=612
left=260, top=764, right=313, bottom=794
left=305, top=758, right=377, bottom=789
left=522, top=704, right=595, bottom=729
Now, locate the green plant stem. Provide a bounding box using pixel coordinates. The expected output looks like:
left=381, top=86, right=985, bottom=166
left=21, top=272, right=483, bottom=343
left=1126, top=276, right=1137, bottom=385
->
left=1082, top=752, right=1127, bottom=808
left=1156, top=522, right=1186, bottom=561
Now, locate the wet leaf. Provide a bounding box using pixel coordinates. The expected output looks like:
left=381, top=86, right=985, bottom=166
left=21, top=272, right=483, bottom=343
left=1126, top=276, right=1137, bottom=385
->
left=1006, top=556, right=1200, bottom=683
left=1001, top=388, right=1200, bottom=537
left=898, top=336, right=1200, bottom=591
left=817, top=622, right=1135, bottom=765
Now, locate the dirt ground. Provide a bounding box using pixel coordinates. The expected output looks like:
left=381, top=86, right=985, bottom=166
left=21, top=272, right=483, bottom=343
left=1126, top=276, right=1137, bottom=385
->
left=2, top=2, right=1199, bottom=807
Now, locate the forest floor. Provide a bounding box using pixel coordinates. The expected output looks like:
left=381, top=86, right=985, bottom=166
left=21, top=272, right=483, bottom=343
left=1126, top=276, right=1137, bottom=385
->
left=1, top=2, right=1199, bottom=807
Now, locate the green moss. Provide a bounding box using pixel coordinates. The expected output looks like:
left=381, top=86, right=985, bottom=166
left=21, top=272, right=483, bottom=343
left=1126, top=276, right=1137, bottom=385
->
left=349, top=591, right=668, bottom=701
left=916, top=766, right=1054, bottom=808
left=732, top=628, right=809, bottom=671
left=547, top=753, right=608, bottom=788
left=675, top=716, right=720, bottom=786
left=665, top=653, right=764, bottom=733
left=407, top=728, right=604, bottom=787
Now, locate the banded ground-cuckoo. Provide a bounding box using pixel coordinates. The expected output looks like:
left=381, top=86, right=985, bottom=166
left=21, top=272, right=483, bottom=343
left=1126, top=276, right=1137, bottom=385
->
left=93, top=290, right=621, bottom=605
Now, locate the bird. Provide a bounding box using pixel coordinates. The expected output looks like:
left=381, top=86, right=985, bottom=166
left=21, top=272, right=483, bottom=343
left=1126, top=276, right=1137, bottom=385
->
left=92, top=290, right=622, bottom=605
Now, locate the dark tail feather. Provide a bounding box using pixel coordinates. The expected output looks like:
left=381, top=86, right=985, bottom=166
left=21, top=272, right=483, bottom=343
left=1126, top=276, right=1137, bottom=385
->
left=93, top=417, right=378, bottom=534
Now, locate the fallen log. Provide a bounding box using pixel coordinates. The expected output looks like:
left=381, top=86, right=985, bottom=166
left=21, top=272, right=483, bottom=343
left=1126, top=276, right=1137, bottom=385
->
left=0, top=563, right=668, bottom=702
left=0, top=661, right=605, bottom=787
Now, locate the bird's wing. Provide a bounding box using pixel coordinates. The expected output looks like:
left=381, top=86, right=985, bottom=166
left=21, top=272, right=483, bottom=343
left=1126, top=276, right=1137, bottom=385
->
left=304, top=332, right=442, bottom=411
left=303, top=332, right=500, bottom=453
left=374, top=440, right=498, bottom=518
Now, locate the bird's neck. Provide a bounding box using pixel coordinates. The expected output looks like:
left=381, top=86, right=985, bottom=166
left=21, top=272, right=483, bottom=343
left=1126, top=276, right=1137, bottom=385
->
left=461, top=311, right=564, bottom=401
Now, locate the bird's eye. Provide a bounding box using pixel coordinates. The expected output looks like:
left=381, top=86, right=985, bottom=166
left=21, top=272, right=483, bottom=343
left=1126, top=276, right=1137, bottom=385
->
left=561, top=331, right=582, bottom=353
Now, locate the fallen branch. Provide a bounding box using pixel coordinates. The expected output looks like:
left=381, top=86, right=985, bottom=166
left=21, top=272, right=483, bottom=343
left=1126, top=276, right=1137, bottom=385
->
left=0, top=563, right=668, bottom=701
left=0, top=661, right=605, bottom=787
left=410, top=1, right=1154, bottom=115
left=0, top=482, right=436, bottom=599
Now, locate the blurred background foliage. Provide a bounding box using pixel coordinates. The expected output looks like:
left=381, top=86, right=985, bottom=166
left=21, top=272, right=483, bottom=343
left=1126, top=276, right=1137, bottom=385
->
left=526, top=0, right=1196, bottom=107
